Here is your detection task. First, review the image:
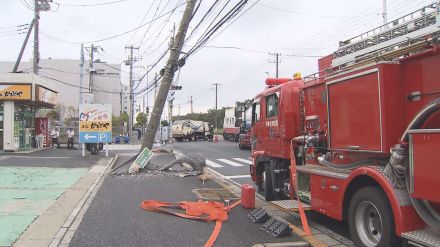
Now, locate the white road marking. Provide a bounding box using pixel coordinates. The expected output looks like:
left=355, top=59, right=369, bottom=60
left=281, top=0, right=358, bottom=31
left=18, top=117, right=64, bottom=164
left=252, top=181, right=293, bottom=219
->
left=232, top=158, right=252, bottom=165
left=224, top=175, right=251, bottom=179
left=206, top=159, right=224, bottom=168
left=217, top=158, right=244, bottom=167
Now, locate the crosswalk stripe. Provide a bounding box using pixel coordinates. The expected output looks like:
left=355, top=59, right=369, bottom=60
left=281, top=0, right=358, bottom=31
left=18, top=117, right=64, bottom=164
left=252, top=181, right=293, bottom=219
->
left=217, top=158, right=244, bottom=167
left=206, top=159, right=224, bottom=168
left=232, top=158, right=252, bottom=165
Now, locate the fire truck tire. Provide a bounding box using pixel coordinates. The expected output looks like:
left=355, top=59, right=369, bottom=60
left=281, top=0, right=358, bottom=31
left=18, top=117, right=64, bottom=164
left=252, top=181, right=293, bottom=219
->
left=263, top=163, right=274, bottom=201
left=348, top=186, right=400, bottom=247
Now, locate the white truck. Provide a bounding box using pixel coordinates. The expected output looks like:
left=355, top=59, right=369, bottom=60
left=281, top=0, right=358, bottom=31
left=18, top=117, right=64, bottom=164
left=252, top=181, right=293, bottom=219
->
left=171, top=120, right=212, bottom=142
left=223, top=107, right=240, bottom=141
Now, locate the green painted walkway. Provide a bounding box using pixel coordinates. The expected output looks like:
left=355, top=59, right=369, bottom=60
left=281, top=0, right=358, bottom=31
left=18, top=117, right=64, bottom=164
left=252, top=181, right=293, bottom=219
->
left=0, top=167, right=87, bottom=246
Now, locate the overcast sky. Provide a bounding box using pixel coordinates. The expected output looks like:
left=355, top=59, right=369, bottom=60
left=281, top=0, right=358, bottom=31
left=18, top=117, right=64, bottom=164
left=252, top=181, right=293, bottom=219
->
left=0, top=0, right=433, bottom=115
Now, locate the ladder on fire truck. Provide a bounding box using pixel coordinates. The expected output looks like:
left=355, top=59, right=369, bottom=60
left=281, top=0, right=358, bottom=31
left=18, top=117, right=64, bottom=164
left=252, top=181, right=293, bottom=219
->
left=332, top=1, right=440, bottom=67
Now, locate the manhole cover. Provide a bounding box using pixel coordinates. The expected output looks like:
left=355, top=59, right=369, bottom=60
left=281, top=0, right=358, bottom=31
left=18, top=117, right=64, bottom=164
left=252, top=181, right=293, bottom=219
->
left=193, top=188, right=239, bottom=201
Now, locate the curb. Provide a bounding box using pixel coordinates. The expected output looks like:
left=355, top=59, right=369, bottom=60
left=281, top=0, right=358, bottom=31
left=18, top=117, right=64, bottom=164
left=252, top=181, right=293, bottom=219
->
left=49, top=155, right=119, bottom=247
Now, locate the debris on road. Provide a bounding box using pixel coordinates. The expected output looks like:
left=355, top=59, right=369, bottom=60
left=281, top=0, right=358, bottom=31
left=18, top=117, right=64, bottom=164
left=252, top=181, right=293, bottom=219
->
left=158, top=153, right=205, bottom=172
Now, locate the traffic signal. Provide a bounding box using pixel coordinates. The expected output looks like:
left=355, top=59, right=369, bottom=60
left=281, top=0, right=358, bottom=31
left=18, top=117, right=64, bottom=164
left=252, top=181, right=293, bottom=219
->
left=170, top=85, right=182, bottom=90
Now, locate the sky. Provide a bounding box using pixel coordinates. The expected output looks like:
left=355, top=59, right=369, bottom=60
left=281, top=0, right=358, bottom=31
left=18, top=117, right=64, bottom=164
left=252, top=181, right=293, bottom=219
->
left=0, top=0, right=434, bottom=115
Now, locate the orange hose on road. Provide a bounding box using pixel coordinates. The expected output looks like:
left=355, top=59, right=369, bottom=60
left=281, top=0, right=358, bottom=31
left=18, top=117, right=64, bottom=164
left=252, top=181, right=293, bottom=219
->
left=141, top=199, right=241, bottom=247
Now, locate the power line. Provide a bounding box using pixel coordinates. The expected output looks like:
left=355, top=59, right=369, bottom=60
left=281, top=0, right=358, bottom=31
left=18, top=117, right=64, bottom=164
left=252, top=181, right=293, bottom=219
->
left=128, top=0, right=158, bottom=44
left=196, top=45, right=323, bottom=57
left=256, top=2, right=377, bottom=19
left=52, top=0, right=128, bottom=7
left=39, top=74, right=121, bottom=94
left=39, top=1, right=185, bottom=44
left=135, top=0, right=163, bottom=47
left=140, top=0, right=180, bottom=52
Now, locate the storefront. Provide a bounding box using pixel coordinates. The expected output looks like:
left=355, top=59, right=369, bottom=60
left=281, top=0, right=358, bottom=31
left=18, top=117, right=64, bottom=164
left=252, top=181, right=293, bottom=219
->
left=0, top=75, right=58, bottom=152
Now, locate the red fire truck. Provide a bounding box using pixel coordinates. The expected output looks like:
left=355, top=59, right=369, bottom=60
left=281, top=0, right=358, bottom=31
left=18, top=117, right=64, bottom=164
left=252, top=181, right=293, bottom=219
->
left=250, top=3, right=440, bottom=247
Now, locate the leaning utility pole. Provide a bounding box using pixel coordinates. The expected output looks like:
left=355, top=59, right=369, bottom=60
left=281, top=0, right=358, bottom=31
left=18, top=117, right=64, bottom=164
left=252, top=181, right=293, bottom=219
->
left=269, top=52, right=281, bottom=78
left=33, top=0, right=40, bottom=74
left=212, top=83, right=220, bottom=131
left=141, top=0, right=197, bottom=150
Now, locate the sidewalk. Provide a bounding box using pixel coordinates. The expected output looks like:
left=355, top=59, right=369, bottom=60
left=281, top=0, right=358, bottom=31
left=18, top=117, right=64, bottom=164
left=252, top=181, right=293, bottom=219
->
left=0, top=147, right=116, bottom=247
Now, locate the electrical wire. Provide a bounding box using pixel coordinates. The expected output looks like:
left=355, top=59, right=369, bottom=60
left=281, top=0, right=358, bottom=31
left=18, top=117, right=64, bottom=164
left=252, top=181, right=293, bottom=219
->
left=135, top=0, right=256, bottom=97
left=128, top=0, right=158, bottom=44
left=184, top=0, right=251, bottom=58
left=135, top=0, right=163, bottom=47
left=40, top=1, right=185, bottom=44
left=255, top=1, right=377, bottom=19
left=141, top=0, right=181, bottom=53
left=39, top=74, right=122, bottom=94
left=52, top=0, right=128, bottom=7
left=39, top=67, right=121, bottom=78
left=184, top=0, right=222, bottom=43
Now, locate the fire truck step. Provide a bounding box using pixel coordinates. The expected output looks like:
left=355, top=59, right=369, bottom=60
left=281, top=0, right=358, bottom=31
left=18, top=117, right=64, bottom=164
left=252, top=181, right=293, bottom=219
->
left=402, top=229, right=440, bottom=247
left=260, top=217, right=291, bottom=238
left=271, top=200, right=311, bottom=212
left=248, top=208, right=270, bottom=223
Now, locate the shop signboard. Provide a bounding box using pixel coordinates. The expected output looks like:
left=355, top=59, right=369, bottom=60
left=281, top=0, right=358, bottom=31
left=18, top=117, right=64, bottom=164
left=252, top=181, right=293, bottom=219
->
left=0, top=84, right=31, bottom=100
left=35, top=117, right=50, bottom=147
left=35, top=85, right=58, bottom=105
left=79, top=104, right=112, bottom=143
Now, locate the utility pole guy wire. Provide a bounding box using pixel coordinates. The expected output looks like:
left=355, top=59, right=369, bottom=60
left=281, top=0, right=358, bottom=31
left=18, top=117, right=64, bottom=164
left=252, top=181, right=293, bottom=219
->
left=141, top=0, right=197, bottom=150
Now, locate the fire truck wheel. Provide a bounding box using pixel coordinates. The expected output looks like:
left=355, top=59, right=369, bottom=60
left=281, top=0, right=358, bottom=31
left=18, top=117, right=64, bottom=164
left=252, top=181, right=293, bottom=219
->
left=348, top=186, right=400, bottom=247
left=262, top=163, right=274, bottom=201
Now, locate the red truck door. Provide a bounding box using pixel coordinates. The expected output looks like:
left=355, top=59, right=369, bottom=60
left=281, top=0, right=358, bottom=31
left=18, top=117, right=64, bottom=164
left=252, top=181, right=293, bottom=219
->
left=251, top=99, right=262, bottom=150
left=263, top=92, right=281, bottom=156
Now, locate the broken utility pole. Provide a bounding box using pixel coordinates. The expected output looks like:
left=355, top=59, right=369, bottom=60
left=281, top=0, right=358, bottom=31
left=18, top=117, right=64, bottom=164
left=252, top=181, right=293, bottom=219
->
left=140, top=0, right=197, bottom=150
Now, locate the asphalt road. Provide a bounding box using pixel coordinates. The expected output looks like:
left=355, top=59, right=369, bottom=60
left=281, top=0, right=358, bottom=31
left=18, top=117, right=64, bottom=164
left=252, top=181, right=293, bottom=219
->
left=173, top=140, right=253, bottom=186
left=70, top=154, right=304, bottom=247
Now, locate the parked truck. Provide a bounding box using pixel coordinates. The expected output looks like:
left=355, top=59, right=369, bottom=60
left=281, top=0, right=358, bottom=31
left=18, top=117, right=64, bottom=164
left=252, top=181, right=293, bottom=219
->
left=250, top=3, right=440, bottom=247
left=171, top=119, right=212, bottom=141
left=223, top=107, right=240, bottom=141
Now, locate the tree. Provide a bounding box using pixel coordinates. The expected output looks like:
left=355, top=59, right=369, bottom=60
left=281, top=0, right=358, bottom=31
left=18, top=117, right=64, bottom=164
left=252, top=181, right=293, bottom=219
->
left=65, top=106, right=78, bottom=121
left=136, top=112, right=148, bottom=127
left=120, top=112, right=129, bottom=123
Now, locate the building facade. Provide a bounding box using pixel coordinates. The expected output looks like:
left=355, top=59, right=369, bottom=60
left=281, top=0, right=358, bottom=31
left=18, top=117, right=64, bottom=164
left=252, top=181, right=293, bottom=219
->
left=0, top=73, right=58, bottom=151
left=0, top=59, right=122, bottom=117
